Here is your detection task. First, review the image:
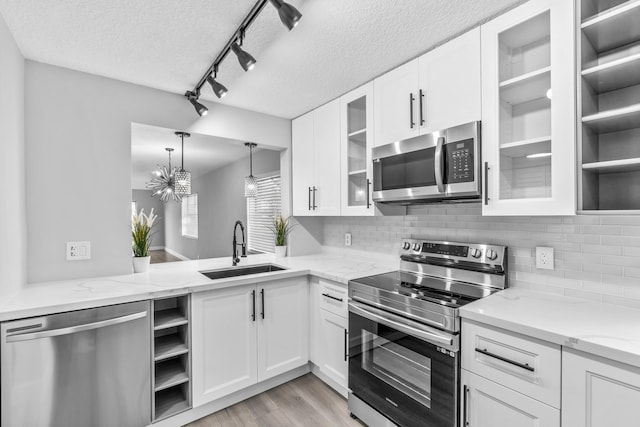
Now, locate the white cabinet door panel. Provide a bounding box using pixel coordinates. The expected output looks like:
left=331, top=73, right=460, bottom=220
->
left=292, top=111, right=315, bottom=216
left=192, top=285, right=257, bottom=406
left=312, top=100, right=342, bottom=216
left=317, top=309, right=348, bottom=388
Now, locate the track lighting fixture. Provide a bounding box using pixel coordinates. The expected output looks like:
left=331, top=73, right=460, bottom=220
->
left=185, top=0, right=303, bottom=116
left=268, top=0, right=302, bottom=30
left=206, top=72, right=228, bottom=99
left=231, top=39, right=257, bottom=72
left=186, top=91, right=208, bottom=116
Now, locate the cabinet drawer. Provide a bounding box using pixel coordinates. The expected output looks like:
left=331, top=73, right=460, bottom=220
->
left=317, top=280, right=347, bottom=318
left=462, top=320, right=561, bottom=408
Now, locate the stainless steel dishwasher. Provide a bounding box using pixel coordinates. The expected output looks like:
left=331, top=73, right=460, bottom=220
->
left=1, top=300, right=151, bottom=427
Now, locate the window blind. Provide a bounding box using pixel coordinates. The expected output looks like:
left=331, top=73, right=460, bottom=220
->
left=182, top=193, right=198, bottom=239
left=247, top=175, right=281, bottom=253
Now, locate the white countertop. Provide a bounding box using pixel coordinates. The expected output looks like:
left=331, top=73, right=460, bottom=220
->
left=0, top=249, right=396, bottom=322
left=460, top=288, right=640, bottom=368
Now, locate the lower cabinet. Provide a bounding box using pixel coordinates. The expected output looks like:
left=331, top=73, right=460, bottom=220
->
left=461, top=369, right=560, bottom=427
left=191, top=277, right=308, bottom=407
left=562, top=348, right=640, bottom=427
left=310, top=278, right=348, bottom=394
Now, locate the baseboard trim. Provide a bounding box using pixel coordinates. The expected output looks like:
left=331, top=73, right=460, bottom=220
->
left=163, top=247, right=190, bottom=261
left=149, top=246, right=164, bottom=251
left=149, top=364, right=311, bottom=427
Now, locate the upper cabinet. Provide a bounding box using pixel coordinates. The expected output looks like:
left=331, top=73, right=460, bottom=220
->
left=481, top=0, right=576, bottom=216
left=578, top=0, right=640, bottom=212
left=340, top=83, right=375, bottom=216
left=292, top=99, right=341, bottom=216
left=373, top=28, right=481, bottom=147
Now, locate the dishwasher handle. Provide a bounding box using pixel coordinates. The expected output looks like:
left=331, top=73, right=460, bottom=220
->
left=5, top=310, right=148, bottom=343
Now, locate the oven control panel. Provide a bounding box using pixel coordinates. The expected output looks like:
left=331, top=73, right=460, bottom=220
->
left=400, top=239, right=506, bottom=265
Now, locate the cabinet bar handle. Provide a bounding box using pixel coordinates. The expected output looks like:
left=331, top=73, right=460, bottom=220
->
left=308, top=187, right=312, bottom=210
left=475, top=348, right=534, bottom=372
left=251, top=290, right=256, bottom=322
left=312, top=186, right=317, bottom=210
left=366, top=179, right=371, bottom=209
left=409, top=93, right=416, bottom=129
left=260, top=289, right=265, bottom=319
left=344, top=329, right=348, bottom=361
left=322, top=293, right=343, bottom=302
left=419, top=89, right=425, bottom=126
left=484, top=162, right=490, bottom=206
left=463, top=385, right=469, bottom=426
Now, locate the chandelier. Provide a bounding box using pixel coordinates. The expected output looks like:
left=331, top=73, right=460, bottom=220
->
left=147, top=148, right=182, bottom=203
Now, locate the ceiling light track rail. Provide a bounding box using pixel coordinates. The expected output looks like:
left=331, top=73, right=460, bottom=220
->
left=185, top=0, right=302, bottom=116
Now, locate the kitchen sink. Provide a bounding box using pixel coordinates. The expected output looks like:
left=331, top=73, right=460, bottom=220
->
left=200, top=264, right=287, bottom=280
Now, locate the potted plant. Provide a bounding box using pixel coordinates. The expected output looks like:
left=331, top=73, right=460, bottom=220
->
left=132, top=207, right=157, bottom=273
left=268, top=215, right=295, bottom=258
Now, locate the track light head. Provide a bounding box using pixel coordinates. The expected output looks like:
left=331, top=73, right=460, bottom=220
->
left=231, top=41, right=256, bottom=72
left=206, top=74, right=228, bottom=99
left=186, top=91, right=208, bottom=116
left=269, top=0, right=302, bottom=30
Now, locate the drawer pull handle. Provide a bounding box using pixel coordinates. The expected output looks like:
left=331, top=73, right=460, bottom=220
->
left=322, top=293, right=343, bottom=302
left=475, top=348, right=534, bottom=372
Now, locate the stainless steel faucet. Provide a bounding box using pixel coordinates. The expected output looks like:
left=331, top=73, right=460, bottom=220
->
left=232, top=220, right=247, bottom=266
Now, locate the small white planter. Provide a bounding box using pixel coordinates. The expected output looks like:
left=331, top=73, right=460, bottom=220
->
left=132, top=256, right=151, bottom=273
left=274, top=245, right=287, bottom=258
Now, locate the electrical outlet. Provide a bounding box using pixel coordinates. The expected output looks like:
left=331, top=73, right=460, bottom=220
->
left=345, top=233, right=352, bottom=247
left=536, top=246, right=554, bottom=270
left=67, top=241, right=91, bottom=261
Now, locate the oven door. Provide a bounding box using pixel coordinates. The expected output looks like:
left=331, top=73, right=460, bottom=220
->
left=348, top=301, right=458, bottom=427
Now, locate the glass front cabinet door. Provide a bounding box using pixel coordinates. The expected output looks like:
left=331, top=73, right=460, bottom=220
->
left=340, top=82, right=375, bottom=216
left=481, top=0, right=576, bottom=216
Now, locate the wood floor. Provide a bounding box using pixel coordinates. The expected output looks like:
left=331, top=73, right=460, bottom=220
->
left=150, top=249, right=182, bottom=264
left=186, top=374, right=365, bottom=427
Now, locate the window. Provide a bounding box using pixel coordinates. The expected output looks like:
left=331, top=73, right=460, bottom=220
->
left=182, top=193, right=198, bottom=239
left=247, top=175, right=281, bottom=253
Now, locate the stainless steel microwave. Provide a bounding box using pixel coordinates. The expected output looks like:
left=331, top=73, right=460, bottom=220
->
left=372, top=121, right=481, bottom=204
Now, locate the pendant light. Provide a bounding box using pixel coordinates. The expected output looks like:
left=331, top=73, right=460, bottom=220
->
left=174, top=131, right=192, bottom=195
left=147, top=148, right=182, bottom=203
left=244, top=142, right=258, bottom=198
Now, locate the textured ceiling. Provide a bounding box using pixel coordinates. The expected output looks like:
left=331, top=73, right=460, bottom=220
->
left=131, top=123, right=272, bottom=190
left=0, top=0, right=524, bottom=119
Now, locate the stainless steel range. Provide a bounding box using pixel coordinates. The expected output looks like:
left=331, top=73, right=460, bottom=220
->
left=347, top=239, right=508, bottom=427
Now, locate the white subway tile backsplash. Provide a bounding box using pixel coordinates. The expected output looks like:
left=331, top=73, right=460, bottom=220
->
left=317, top=203, right=640, bottom=306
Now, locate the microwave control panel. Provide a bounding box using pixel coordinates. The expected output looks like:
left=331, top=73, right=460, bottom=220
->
left=445, top=138, right=474, bottom=184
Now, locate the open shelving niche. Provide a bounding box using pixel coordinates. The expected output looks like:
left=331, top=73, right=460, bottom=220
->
left=152, top=294, right=192, bottom=422
left=579, top=0, right=640, bottom=212
left=497, top=10, right=553, bottom=201
left=346, top=95, right=369, bottom=207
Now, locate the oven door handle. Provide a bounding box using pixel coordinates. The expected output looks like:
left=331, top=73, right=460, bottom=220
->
left=348, top=301, right=457, bottom=350
left=434, top=136, right=446, bottom=193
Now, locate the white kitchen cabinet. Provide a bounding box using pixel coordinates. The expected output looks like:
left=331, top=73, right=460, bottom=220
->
left=292, top=100, right=341, bottom=216
left=562, top=348, right=640, bottom=427
left=309, top=278, right=348, bottom=395
left=257, top=278, right=309, bottom=381
left=192, top=277, right=308, bottom=407
left=191, top=284, right=257, bottom=406
left=340, top=83, right=375, bottom=216
left=373, top=28, right=481, bottom=147
left=481, top=0, right=576, bottom=216
left=461, top=369, right=560, bottom=427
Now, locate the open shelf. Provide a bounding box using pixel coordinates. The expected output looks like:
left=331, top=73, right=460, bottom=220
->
left=582, top=157, right=640, bottom=172
left=582, top=0, right=640, bottom=52
left=155, top=357, right=189, bottom=392
left=582, top=52, right=640, bottom=92
left=154, top=385, right=190, bottom=422
left=154, top=308, right=188, bottom=330
left=582, top=103, right=640, bottom=132
left=155, top=334, right=189, bottom=361
left=500, top=68, right=551, bottom=105
left=500, top=136, right=552, bottom=158
left=348, top=169, right=367, bottom=176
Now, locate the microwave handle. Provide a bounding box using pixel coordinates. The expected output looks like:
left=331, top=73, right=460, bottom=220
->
left=434, top=136, right=445, bottom=193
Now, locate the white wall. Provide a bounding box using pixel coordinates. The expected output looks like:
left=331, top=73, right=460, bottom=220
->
left=0, top=14, right=26, bottom=299
left=25, top=61, right=291, bottom=283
